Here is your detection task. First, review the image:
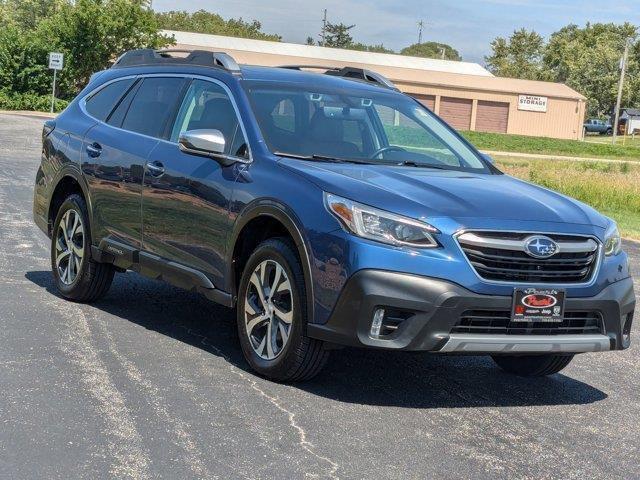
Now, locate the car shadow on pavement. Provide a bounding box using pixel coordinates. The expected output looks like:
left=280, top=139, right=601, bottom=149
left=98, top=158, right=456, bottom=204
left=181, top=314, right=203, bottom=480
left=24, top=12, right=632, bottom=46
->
left=26, top=269, right=608, bottom=409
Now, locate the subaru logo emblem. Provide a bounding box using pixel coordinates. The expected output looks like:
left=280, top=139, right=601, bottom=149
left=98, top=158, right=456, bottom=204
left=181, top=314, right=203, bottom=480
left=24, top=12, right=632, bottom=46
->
left=524, top=235, right=558, bottom=258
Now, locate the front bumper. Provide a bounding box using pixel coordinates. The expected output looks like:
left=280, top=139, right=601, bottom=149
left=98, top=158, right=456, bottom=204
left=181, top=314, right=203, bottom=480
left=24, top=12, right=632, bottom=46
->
left=307, top=270, right=635, bottom=354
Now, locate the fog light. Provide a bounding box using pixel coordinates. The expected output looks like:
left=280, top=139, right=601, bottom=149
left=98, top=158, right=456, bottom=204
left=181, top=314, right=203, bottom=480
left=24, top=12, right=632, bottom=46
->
left=370, top=308, right=385, bottom=338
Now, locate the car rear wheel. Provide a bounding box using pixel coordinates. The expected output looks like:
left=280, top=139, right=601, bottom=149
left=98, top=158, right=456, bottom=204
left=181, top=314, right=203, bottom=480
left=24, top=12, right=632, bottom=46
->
left=51, top=194, right=115, bottom=302
left=237, top=238, right=329, bottom=382
left=492, top=354, right=574, bottom=377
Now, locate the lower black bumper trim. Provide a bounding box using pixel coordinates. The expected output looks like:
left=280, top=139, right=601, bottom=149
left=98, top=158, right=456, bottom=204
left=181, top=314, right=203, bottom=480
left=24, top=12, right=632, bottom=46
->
left=307, top=270, right=635, bottom=353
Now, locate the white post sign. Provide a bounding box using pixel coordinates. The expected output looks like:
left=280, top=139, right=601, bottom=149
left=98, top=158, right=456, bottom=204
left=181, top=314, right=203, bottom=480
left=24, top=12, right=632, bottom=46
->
left=49, top=53, right=64, bottom=113
left=518, top=95, right=548, bottom=113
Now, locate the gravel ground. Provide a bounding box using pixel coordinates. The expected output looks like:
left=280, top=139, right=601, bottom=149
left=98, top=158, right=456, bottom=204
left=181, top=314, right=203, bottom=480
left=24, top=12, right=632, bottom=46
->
left=0, top=113, right=638, bottom=480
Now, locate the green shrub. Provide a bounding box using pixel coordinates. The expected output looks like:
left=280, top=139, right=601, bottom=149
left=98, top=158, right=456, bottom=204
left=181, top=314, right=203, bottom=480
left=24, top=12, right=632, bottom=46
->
left=0, top=91, right=69, bottom=112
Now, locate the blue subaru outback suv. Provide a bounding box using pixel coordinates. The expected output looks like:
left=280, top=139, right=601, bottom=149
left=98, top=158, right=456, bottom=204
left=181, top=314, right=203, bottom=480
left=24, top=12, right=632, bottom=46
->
left=34, top=49, right=635, bottom=381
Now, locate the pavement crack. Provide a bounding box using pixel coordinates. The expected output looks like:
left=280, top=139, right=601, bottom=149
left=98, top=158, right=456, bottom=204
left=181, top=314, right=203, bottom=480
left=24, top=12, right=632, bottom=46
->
left=191, top=329, right=340, bottom=480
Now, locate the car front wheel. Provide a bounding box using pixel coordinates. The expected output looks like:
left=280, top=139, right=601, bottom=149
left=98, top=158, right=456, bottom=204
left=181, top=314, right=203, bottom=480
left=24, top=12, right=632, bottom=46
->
left=237, top=238, right=329, bottom=382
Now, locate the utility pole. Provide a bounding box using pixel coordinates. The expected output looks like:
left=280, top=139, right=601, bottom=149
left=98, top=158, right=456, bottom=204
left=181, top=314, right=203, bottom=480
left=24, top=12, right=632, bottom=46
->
left=321, top=9, right=327, bottom=47
left=612, top=37, right=631, bottom=145
left=418, top=20, right=424, bottom=44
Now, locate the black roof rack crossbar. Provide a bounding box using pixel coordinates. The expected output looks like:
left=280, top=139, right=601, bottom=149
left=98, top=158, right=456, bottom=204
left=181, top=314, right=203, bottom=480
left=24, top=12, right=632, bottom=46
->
left=279, top=65, right=398, bottom=90
left=111, top=49, right=241, bottom=73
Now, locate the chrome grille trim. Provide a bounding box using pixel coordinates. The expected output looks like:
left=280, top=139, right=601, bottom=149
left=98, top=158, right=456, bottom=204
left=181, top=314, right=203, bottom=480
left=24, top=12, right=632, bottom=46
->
left=455, top=230, right=602, bottom=286
left=457, top=232, right=598, bottom=254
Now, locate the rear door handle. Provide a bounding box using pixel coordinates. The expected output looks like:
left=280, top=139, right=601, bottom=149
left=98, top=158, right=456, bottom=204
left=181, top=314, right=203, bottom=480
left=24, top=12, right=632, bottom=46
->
left=146, top=161, right=165, bottom=177
left=86, top=142, right=102, bottom=158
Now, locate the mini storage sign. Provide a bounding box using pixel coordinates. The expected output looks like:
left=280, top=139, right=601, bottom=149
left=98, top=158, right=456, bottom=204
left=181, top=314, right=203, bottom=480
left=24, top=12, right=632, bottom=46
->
left=518, top=94, right=548, bottom=113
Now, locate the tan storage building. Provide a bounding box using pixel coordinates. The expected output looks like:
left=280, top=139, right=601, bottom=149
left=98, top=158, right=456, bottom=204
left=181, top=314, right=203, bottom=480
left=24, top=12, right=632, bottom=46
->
left=165, top=30, right=587, bottom=140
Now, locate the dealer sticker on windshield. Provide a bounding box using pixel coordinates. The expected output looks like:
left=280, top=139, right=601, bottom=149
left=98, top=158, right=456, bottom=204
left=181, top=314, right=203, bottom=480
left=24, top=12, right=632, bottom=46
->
left=511, top=288, right=565, bottom=322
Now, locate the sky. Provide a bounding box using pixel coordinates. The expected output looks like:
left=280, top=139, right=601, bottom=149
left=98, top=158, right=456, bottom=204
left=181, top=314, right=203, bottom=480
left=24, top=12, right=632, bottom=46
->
left=152, top=0, right=639, bottom=64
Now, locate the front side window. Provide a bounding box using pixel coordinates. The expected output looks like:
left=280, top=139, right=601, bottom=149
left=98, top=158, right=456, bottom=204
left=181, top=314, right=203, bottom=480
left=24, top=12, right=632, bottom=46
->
left=243, top=81, right=489, bottom=172
left=121, top=77, right=188, bottom=138
left=85, top=78, right=135, bottom=121
left=170, top=79, right=247, bottom=158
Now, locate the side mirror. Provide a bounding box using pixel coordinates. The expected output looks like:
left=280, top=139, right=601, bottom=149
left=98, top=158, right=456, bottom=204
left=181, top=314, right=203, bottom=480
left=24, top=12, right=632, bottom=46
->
left=179, top=129, right=235, bottom=166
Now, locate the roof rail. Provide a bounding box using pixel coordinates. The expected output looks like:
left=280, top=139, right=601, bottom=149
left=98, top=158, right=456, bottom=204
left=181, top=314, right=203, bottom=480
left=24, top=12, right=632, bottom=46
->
left=279, top=65, right=398, bottom=90
left=111, top=49, right=241, bottom=74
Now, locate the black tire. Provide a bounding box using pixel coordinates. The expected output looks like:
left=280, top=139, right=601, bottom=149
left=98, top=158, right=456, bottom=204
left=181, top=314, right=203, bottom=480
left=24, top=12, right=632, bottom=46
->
left=237, top=238, right=329, bottom=382
left=492, top=354, right=574, bottom=377
left=606, top=128, right=613, bottom=136
left=51, top=194, right=114, bottom=302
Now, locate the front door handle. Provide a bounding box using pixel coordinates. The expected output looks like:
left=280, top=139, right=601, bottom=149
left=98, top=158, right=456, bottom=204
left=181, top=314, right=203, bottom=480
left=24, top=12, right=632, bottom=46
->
left=86, top=142, right=102, bottom=158
left=146, top=161, right=165, bottom=177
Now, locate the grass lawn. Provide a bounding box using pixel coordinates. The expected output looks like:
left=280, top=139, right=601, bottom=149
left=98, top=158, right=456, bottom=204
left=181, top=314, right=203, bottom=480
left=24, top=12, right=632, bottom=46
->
left=496, top=157, right=640, bottom=240
left=462, top=130, right=640, bottom=161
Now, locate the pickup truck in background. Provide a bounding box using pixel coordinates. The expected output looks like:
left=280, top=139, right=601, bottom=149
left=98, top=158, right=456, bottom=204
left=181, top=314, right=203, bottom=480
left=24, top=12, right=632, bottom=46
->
left=584, top=118, right=613, bottom=135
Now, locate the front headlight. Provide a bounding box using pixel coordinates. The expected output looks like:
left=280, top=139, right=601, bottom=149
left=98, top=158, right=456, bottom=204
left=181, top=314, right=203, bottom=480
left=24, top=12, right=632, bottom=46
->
left=324, top=193, right=439, bottom=247
left=604, top=222, right=622, bottom=256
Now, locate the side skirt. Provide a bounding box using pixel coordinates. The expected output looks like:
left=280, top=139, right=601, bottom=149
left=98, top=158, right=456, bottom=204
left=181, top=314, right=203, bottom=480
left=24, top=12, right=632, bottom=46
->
left=92, top=238, right=234, bottom=308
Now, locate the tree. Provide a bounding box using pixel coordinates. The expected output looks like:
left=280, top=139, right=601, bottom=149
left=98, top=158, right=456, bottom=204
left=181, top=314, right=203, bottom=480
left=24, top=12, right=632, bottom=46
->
left=350, top=42, right=394, bottom=54
left=485, top=28, right=549, bottom=80
left=155, top=9, right=281, bottom=41
left=323, top=22, right=355, bottom=48
left=400, top=42, right=461, bottom=61
left=311, top=22, right=393, bottom=53
left=0, top=0, right=173, bottom=99
left=0, top=0, right=66, bottom=30
left=0, top=24, right=51, bottom=94
left=544, top=23, right=639, bottom=117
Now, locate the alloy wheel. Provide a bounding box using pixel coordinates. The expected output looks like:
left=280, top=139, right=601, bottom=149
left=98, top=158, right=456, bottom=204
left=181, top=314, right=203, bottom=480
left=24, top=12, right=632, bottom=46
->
left=55, top=209, right=85, bottom=285
left=244, top=259, right=293, bottom=360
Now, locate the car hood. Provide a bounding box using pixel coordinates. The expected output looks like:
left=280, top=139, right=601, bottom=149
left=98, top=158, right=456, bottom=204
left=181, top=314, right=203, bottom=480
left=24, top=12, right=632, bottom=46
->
left=279, top=159, right=608, bottom=229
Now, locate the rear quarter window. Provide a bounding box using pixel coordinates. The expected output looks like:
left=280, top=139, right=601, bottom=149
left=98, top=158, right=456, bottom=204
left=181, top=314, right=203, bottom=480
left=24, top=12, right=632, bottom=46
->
left=85, top=79, right=135, bottom=121
left=121, top=77, right=188, bottom=139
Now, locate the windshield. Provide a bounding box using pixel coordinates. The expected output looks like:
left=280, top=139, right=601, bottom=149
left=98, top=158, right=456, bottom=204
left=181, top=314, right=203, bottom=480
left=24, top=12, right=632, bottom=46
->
left=242, top=80, right=490, bottom=172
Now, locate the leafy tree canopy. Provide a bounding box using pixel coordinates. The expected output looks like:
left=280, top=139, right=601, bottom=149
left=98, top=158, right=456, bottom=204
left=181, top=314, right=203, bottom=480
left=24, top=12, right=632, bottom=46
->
left=544, top=23, right=638, bottom=116
left=0, top=0, right=172, bottom=99
left=486, top=23, right=639, bottom=116
left=310, top=22, right=393, bottom=53
left=400, top=42, right=461, bottom=61
left=349, top=42, right=394, bottom=54
left=0, top=0, right=66, bottom=30
left=485, top=28, right=549, bottom=80
left=155, top=9, right=281, bottom=41
left=323, top=22, right=355, bottom=49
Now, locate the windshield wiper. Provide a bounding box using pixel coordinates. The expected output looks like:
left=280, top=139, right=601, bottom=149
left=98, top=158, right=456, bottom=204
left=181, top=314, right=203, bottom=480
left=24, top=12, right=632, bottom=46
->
left=394, top=160, right=448, bottom=170
left=274, top=151, right=375, bottom=165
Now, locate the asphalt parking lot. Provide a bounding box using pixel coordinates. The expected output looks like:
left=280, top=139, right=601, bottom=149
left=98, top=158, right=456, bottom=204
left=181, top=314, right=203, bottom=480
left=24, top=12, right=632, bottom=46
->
left=1, top=112, right=639, bottom=480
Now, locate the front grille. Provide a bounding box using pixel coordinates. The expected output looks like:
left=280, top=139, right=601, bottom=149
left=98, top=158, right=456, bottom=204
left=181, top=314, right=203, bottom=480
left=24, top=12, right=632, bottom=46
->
left=451, top=310, right=604, bottom=335
left=457, top=231, right=599, bottom=284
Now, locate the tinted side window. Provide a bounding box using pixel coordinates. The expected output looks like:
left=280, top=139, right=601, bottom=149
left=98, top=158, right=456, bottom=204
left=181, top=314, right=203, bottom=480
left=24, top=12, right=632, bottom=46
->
left=85, top=79, right=135, bottom=121
left=122, top=77, right=188, bottom=138
left=107, top=79, right=141, bottom=127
